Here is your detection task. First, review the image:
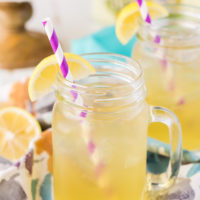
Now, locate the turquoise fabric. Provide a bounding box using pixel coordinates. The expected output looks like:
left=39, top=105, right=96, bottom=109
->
left=71, top=26, right=136, bottom=57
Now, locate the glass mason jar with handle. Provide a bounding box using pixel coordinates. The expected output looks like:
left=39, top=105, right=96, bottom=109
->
left=52, top=53, right=182, bottom=200
left=133, top=4, right=200, bottom=151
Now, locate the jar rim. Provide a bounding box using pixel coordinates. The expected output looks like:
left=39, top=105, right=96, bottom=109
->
left=137, top=3, right=200, bottom=48
left=55, top=52, right=146, bottom=111
left=57, top=52, right=144, bottom=92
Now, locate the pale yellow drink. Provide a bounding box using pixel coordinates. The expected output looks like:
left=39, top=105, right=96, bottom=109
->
left=133, top=4, right=200, bottom=150
left=53, top=100, right=149, bottom=200
left=52, top=53, right=182, bottom=200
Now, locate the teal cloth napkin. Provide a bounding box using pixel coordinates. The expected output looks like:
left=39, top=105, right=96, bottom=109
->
left=71, top=26, right=136, bottom=57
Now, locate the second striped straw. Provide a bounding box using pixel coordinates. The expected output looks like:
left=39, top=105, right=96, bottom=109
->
left=136, top=0, right=152, bottom=24
left=136, top=0, right=182, bottom=104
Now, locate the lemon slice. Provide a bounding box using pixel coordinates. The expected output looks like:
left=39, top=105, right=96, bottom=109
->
left=116, top=1, right=168, bottom=44
left=0, top=107, right=41, bottom=161
left=28, top=53, right=96, bottom=101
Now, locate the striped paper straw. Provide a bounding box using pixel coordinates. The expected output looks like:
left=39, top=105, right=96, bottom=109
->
left=42, top=19, right=73, bottom=82
left=42, top=18, right=110, bottom=192
left=136, top=0, right=160, bottom=42
left=42, top=18, right=86, bottom=108
left=136, top=0, right=151, bottom=24
left=136, top=0, right=183, bottom=105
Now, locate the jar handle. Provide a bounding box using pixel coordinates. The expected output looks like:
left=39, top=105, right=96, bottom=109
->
left=147, top=106, right=182, bottom=196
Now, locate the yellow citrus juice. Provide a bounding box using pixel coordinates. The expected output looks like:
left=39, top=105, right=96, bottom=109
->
left=133, top=39, right=200, bottom=150
left=52, top=97, right=149, bottom=200
left=52, top=54, right=150, bottom=199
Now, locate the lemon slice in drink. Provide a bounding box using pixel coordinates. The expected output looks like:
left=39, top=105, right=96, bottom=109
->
left=116, top=1, right=168, bottom=44
left=28, top=53, right=95, bottom=101
left=0, top=107, right=41, bottom=161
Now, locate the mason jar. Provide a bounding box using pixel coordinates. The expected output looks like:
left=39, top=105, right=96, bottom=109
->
left=52, top=53, right=182, bottom=200
left=133, top=4, right=200, bottom=150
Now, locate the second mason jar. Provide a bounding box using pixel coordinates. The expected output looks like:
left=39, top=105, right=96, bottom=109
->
left=133, top=4, right=200, bottom=150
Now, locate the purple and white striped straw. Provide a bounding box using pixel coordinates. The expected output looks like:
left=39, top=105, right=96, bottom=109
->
left=42, top=18, right=110, bottom=190
left=136, top=0, right=151, bottom=24
left=136, top=1, right=184, bottom=105
left=136, top=0, right=161, bottom=43
left=42, top=18, right=73, bottom=82
left=42, top=18, right=84, bottom=107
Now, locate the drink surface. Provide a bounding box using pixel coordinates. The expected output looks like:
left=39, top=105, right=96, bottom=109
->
left=52, top=62, right=149, bottom=200
left=133, top=7, right=200, bottom=150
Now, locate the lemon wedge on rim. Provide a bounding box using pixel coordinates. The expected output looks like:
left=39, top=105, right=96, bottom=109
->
left=116, top=1, right=168, bottom=44
left=28, top=53, right=95, bottom=101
